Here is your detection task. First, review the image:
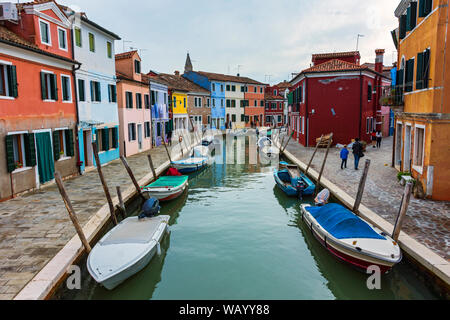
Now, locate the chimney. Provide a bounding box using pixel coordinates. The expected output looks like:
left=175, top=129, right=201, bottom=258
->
left=174, top=70, right=180, bottom=76
left=237, top=73, right=240, bottom=77
left=375, top=49, right=385, bottom=74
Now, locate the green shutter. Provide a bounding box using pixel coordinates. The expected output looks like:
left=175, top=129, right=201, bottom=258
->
left=90, top=81, right=94, bottom=101
left=51, top=74, right=58, bottom=101
left=52, top=131, right=61, bottom=161
left=399, top=15, right=407, bottom=39
left=24, top=133, right=36, bottom=167
left=113, top=85, right=117, bottom=102
left=5, top=135, right=15, bottom=173
left=410, top=2, right=417, bottom=30
left=7, top=65, right=18, bottom=98
left=65, top=129, right=74, bottom=157
left=96, top=83, right=101, bottom=102
left=416, top=52, right=424, bottom=90
left=40, top=72, right=47, bottom=100
left=112, top=127, right=118, bottom=149
left=102, top=128, right=109, bottom=151
left=108, top=85, right=111, bottom=102
left=406, top=7, right=412, bottom=32
left=423, top=49, right=430, bottom=88
left=419, top=0, right=425, bottom=17
left=425, top=0, right=432, bottom=15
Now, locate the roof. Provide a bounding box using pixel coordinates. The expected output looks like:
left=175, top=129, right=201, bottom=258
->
left=265, top=94, right=285, bottom=101
left=302, top=59, right=369, bottom=73
left=0, top=25, right=79, bottom=65
left=275, top=81, right=290, bottom=89
left=115, top=51, right=138, bottom=60
left=18, top=0, right=67, bottom=16
left=116, top=71, right=148, bottom=85
left=155, top=73, right=210, bottom=94
left=194, top=71, right=265, bottom=86
left=312, top=51, right=360, bottom=61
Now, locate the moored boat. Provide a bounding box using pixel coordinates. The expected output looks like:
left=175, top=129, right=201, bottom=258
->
left=171, top=157, right=208, bottom=174
left=141, top=176, right=189, bottom=201
left=301, top=203, right=402, bottom=273
left=87, top=215, right=170, bottom=290
left=274, top=164, right=315, bottom=196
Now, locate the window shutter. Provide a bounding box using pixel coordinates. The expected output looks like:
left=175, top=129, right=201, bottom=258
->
left=40, top=72, right=47, bottom=100
left=90, top=81, right=94, bottom=101
left=5, top=135, right=15, bottom=173
left=108, top=85, right=111, bottom=102
left=405, top=59, right=414, bottom=92
left=424, top=49, right=430, bottom=88
left=410, top=2, right=417, bottom=30
left=96, top=83, right=101, bottom=102
left=419, top=0, right=425, bottom=17
left=113, top=85, right=117, bottom=102
left=7, top=65, right=18, bottom=98
left=65, top=129, right=74, bottom=157
left=51, top=74, right=58, bottom=101
left=112, top=127, right=118, bottom=149
left=425, top=0, right=432, bottom=15
left=416, top=52, right=424, bottom=90
left=399, top=15, right=407, bottom=39
left=24, top=133, right=36, bottom=167
left=406, top=7, right=412, bottom=32
left=52, top=131, right=61, bottom=161
left=102, top=128, right=109, bottom=151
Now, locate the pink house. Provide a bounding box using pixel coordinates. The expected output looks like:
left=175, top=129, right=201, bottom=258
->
left=115, top=51, right=152, bottom=157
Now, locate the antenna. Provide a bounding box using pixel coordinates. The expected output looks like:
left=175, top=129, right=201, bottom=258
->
left=356, top=34, right=364, bottom=51
left=237, top=65, right=243, bottom=76
left=265, top=75, right=273, bottom=83
left=123, top=40, right=132, bottom=52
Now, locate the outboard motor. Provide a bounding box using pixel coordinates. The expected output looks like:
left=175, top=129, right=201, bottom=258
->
left=296, top=180, right=307, bottom=200
left=138, top=198, right=161, bottom=220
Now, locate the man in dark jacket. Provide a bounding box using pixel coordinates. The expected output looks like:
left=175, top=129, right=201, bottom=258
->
left=352, top=138, right=364, bottom=170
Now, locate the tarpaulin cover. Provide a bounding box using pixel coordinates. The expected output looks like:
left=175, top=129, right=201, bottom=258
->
left=144, top=176, right=188, bottom=188
left=305, top=204, right=386, bottom=240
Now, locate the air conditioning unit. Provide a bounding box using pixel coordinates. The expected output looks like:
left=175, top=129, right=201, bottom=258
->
left=0, top=3, right=19, bottom=21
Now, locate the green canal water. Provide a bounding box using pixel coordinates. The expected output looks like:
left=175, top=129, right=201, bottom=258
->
left=54, top=137, right=439, bottom=300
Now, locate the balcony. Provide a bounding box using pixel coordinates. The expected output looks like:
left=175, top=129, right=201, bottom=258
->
left=380, top=85, right=404, bottom=112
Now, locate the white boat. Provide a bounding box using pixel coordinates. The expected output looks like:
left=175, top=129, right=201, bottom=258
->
left=257, top=137, right=272, bottom=149
left=193, top=145, right=211, bottom=158
left=301, top=203, right=402, bottom=273
left=171, top=157, right=208, bottom=174
left=87, top=215, right=170, bottom=290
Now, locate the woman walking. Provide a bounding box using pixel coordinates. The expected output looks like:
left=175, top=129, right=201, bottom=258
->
left=371, top=130, right=377, bottom=148
left=376, top=131, right=383, bottom=149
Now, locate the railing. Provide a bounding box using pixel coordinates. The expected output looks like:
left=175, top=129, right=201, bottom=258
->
left=380, top=85, right=404, bottom=109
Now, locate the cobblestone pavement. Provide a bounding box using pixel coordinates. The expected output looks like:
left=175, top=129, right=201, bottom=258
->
left=285, top=137, right=450, bottom=261
left=0, top=145, right=174, bottom=300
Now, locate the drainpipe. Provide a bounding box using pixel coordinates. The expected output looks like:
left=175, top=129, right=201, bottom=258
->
left=359, top=70, right=363, bottom=140
left=304, top=74, right=309, bottom=147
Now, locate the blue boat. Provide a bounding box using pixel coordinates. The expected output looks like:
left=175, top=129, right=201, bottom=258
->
left=274, top=163, right=315, bottom=197
left=171, top=157, right=208, bottom=174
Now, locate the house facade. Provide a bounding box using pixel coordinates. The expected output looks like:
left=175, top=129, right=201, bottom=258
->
left=64, top=7, right=121, bottom=172
left=225, top=81, right=245, bottom=129
left=115, top=51, right=152, bottom=157
left=392, top=0, right=450, bottom=200
left=0, top=1, right=79, bottom=200
left=149, top=79, right=169, bottom=147
left=244, top=83, right=266, bottom=128
left=264, top=93, right=284, bottom=127
left=289, top=50, right=388, bottom=147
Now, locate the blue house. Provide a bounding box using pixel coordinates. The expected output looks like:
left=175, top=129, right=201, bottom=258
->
left=183, top=71, right=225, bottom=129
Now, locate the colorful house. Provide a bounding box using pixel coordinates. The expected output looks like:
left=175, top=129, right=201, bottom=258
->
left=0, top=1, right=79, bottom=200
left=264, top=91, right=284, bottom=127
left=115, top=51, right=152, bottom=157
left=64, top=6, right=121, bottom=172
left=244, top=82, right=266, bottom=128
left=289, top=50, right=390, bottom=147
left=391, top=0, right=450, bottom=200
left=149, top=78, right=169, bottom=147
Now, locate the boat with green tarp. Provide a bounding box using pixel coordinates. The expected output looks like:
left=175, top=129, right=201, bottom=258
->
left=141, top=176, right=189, bottom=201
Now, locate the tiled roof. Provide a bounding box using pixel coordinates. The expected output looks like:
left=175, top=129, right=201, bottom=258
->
left=156, top=73, right=210, bottom=94
left=302, top=59, right=369, bottom=73
left=275, top=81, right=290, bottom=89
left=265, top=94, right=285, bottom=101
left=312, top=51, right=360, bottom=60
left=0, top=25, right=79, bottom=64
left=18, top=0, right=68, bottom=18
left=195, top=71, right=265, bottom=86
left=115, top=51, right=137, bottom=60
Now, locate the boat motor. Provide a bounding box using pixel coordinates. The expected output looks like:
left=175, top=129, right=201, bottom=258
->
left=138, top=198, right=161, bottom=220
left=296, top=180, right=307, bottom=200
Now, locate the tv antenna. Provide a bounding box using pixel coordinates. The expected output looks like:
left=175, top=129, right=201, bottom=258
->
left=123, top=40, right=132, bottom=52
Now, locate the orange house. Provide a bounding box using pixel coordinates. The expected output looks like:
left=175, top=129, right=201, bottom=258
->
left=0, top=1, right=79, bottom=201
left=244, top=83, right=266, bottom=127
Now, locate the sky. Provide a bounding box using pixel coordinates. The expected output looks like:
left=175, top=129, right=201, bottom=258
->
left=55, top=0, right=399, bottom=85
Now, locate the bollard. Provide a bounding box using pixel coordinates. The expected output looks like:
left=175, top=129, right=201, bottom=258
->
left=120, top=156, right=146, bottom=201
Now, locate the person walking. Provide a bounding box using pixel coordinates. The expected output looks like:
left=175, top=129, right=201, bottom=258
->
left=340, top=145, right=349, bottom=169
left=352, top=138, right=364, bottom=170
left=167, top=130, right=172, bottom=146
left=371, top=130, right=377, bottom=148
left=376, top=130, right=383, bottom=149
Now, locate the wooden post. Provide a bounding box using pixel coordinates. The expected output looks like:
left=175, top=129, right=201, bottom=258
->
left=92, top=142, right=118, bottom=226
left=281, top=131, right=294, bottom=154
left=161, top=136, right=172, bottom=163
left=120, top=155, right=146, bottom=201
left=306, top=135, right=324, bottom=174
left=315, top=133, right=333, bottom=196
left=54, top=172, right=92, bottom=253
left=147, top=154, right=157, bottom=180
left=116, top=186, right=126, bottom=220
left=392, top=182, right=413, bottom=242
left=353, top=159, right=371, bottom=214
left=188, top=114, right=199, bottom=144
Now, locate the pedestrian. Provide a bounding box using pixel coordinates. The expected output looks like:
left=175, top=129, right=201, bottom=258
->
left=376, top=130, right=383, bottom=149
left=340, top=145, right=349, bottom=169
left=371, top=130, right=377, bottom=148
left=167, top=130, right=172, bottom=146
left=352, top=138, right=364, bottom=170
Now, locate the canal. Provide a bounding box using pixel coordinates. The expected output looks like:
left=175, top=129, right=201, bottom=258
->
left=54, top=136, right=440, bottom=300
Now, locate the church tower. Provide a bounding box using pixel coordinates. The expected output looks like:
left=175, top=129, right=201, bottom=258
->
left=184, top=52, right=193, bottom=73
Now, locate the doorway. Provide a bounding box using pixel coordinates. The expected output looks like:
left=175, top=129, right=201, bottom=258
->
left=35, top=131, right=55, bottom=184
left=395, top=123, right=403, bottom=169
left=404, top=125, right=412, bottom=172
left=137, top=124, right=143, bottom=151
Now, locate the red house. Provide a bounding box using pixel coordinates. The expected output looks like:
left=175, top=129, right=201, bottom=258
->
left=288, top=50, right=389, bottom=147
left=264, top=89, right=284, bottom=127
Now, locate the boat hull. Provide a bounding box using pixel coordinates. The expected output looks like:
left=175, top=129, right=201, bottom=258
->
left=274, top=170, right=315, bottom=197
left=301, top=205, right=401, bottom=274
left=143, top=183, right=188, bottom=202
left=172, top=159, right=207, bottom=174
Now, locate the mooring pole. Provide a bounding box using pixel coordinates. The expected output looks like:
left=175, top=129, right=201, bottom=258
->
left=353, top=159, right=371, bottom=214
left=120, top=156, right=146, bottom=201
left=92, top=142, right=118, bottom=226
left=147, top=154, right=157, bottom=180
left=161, top=136, right=173, bottom=163
left=54, top=172, right=92, bottom=253
left=392, top=182, right=413, bottom=242
left=116, top=186, right=126, bottom=220
left=315, top=134, right=334, bottom=196
left=306, top=135, right=324, bottom=174
left=281, top=131, right=294, bottom=154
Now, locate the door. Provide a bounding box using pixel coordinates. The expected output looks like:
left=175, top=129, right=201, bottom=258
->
left=83, top=130, right=90, bottom=167
left=404, top=125, right=412, bottom=172
left=395, top=123, right=403, bottom=168
left=35, top=132, right=55, bottom=184
left=137, top=124, right=143, bottom=150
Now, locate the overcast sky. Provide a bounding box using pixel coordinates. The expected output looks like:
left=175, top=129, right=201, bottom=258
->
left=57, top=0, right=399, bottom=85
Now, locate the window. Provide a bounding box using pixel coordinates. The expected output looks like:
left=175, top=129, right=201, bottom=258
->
left=5, top=133, right=39, bottom=172
left=134, top=60, right=141, bottom=74
left=232, top=114, right=236, bottom=122
left=61, top=75, right=71, bottom=102
left=0, top=64, right=18, bottom=98
left=254, top=100, right=258, bottom=107
left=221, top=85, right=224, bottom=92
left=260, top=87, right=263, bottom=93
left=231, top=100, right=236, bottom=108
left=232, top=85, right=236, bottom=92
left=77, top=79, right=85, bottom=102
left=368, top=83, right=372, bottom=101
left=90, top=81, right=101, bottom=102
left=207, top=115, right=211, bottom=124
left=128, top=123, right=136, bottom=141
left=271, top=103, right=277, bottom=110
left=40, top=20, right=51, bottom=45
left=136, top=93, right=142, bottom=109
left=183, top=98, right=186, bottom=109
left=151, top=91, right=157, bottom=105
left=419, top=0, right=433, bottom=18
left=58, top=28, right=67, bottom=50
left=274, top=90, right=278, bottom=96
left=212, top=83, right=215, bottom=91
left=107, top=41, right=112, bottom=59
left=413, top=126, right=425, bottom=169
left=241, top=86, right=244, bottom=93
left=53, top=129, right=75, bottom=160
left=254, top=86, right=257, bottom=93
left=74, top=27, right=82, bottom=47
left=207, top=98, right=210, bottom=107
left=126, top=92, right=133, bottom=108
left=260, top=100, right=264, bottom=107
left=144, top=94, right=150, bottom=109
left=226, top=85, right=230, bottom=91
left=399, top=14, right=407, bottom=40
left=416, top=49, right=430, bottom=90
left=144, top=122, right=151, bottom=138
left=406, top=2, right=417, bottom=32
left=89, top=33, right=95, bottom=52
left=11, top=134, right=26, bottom=169
left=266, top=116, right=271, bottom=123
left=212, top=99, right=215, bottom=107
left=278, top=115, right=282, bottom=123
left=366, top=117, right=374, bottom=134
left=108, top=84, right=117, bottom=103
left=40, top=72, right=57, bottom=101
left=405, top=58, right=415, bottom=92
left=220, top=99, right=223, bottom=107
left=226, top=99, right=231, bottom=108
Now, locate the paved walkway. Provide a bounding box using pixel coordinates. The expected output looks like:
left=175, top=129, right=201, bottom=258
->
left=0, top=145, right=172, bottom=300
left=285, top=137, right=450, bottom=261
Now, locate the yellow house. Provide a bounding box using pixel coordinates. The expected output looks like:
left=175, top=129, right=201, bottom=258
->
left=393, top=0, right=450, bottom=200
